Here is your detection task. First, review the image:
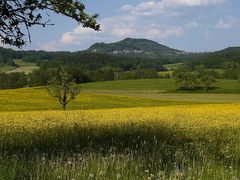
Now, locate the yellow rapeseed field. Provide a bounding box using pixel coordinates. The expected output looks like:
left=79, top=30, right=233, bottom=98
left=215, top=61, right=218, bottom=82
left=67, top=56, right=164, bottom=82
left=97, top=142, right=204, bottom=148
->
left=1, top=103, right=240, bottom=153
left=1, top=103, right=240, bottom=135
left=1, top=103, right=240, bottom=179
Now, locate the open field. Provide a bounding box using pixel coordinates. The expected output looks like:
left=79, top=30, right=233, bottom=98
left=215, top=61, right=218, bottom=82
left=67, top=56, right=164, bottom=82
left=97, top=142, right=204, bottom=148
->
left=1, top=78, right=240, bottom=112
left=158, top=70, right=173, bottom=77
left=90, top=91, right=240, bottom=103
left=0, top=65, right=15, bottom=72
left=0, top=87, right=206, bottom=112
left=5, top=59, right=38, bottom=74
left=1, top=104, right=240, bottom=179
left=82, top=79, right=176, bottom=91
left=164, top=63, right=184, bottom=70
left=82, top=79, right=240, bottom=94
left=1, top=79, right=240, bottom=179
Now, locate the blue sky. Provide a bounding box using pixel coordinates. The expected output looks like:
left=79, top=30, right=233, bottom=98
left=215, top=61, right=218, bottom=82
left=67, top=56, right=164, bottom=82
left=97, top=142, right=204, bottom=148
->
left=12, top=0, right=240, bottom=52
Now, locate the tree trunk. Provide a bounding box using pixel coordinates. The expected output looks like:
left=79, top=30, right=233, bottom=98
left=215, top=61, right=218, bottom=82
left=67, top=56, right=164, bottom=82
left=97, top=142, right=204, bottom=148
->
left=62, top=104, right=66, bottom=110
left=62, top=89, right=67, bottom=110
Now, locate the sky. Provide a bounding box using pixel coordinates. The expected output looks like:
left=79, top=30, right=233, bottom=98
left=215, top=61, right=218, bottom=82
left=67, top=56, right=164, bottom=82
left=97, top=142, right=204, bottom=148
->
left=6, top=0, right=240, bottom=52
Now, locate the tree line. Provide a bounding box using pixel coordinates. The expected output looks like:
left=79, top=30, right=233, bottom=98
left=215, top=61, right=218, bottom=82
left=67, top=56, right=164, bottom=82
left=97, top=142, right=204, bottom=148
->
left=1, top=61, right=240, bottom=90
left=0, top=67, right=162, bottom=89
left=1, top=45, right=240, bottom=76
left=185, top=47, right=240, bottom=69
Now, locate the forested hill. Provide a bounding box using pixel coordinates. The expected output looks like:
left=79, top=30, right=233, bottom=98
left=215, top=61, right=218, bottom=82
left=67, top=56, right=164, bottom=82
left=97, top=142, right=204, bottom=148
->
left=88, top=38, right=184, bottom=58
left=40, top=52, right=170, bottom=71
left=0, top=47, right=23, bottom=66
left=1, top=38, right=240, bottom=70
left=0, top=38, right=186, bottom=70
left=0, top=47, right=172, bottom=71
left=0, top=47, right=72, bottom=65
left=1, top=38, right=184, bottom=66
left=186, top=47, right=240, bottom=68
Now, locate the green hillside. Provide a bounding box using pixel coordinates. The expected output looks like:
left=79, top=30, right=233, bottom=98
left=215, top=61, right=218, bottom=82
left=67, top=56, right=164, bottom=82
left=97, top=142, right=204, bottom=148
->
left=6, top=59, right=38, bottom=74
left=88, top=38, right=183, bottom=57
left=1, top=38, right=240, bottom=71
left=187, top=47, right=240, bottom=68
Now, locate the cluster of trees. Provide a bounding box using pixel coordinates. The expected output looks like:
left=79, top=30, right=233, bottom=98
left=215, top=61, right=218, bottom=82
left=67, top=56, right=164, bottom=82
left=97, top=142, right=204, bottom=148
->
left=36, top=67, right=160, bottom=84
left=174, top=66, right=217, bottom=90
left=0, top=56, right=15, bottom=66
left=0, top=69, right=55, bottom=89
left=0, top=47, right=73, bottom=66
left=0, top=66, right=161, bottom=89
left=0, top=72, right=27, bottom=89
left=0, top=47, right=170, bottom=73
left=0, top=47, right=20, bottom=66
left=0, top=68, right=80, bottom=110
left=176, top=62, right=240, bottom=80
left=223, top=61, right=240, bottom=80
left=2, top=60, right=240, bottom=91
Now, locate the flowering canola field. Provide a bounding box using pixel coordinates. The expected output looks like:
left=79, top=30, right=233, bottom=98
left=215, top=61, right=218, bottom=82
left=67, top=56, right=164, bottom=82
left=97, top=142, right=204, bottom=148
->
left=1, top=104, right=240, bottom=151
left=1, top=103, right=240, bottom=179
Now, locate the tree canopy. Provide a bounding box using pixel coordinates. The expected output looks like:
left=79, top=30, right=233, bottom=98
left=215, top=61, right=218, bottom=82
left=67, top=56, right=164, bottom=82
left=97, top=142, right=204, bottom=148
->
left=0, top=0, right=100, bottom=47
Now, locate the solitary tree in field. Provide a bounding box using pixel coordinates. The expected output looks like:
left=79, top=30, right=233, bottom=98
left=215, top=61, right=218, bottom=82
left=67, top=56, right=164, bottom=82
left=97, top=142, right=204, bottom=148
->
left=48, top=67, right=80, bottom=110
left=0, top=0, right=100, bottom=47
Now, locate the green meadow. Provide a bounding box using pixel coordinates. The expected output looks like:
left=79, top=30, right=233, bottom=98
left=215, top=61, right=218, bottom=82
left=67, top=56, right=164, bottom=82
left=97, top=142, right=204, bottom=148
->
left=0, top=79, right=239, bottom=112
left=2, top=59, right=38, bottom=74
left=82, top=79, right=240, bottom=94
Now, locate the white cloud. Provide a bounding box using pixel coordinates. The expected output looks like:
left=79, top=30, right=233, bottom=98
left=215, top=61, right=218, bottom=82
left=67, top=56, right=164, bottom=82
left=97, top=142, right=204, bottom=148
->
left=60, top=14, right=199, bottom=48
left=162, top=0, right=226, bottom=7
left=60, top=15, right=138, bottom=47
left=61, top=28, right=98, bottom=45
left=58, top=0, right=223, bottom=50
left=214, top=18, right=237, bottom=29
left=123, top=0, right=226, bottom=17
left=38, top=41, right=59, bottom=51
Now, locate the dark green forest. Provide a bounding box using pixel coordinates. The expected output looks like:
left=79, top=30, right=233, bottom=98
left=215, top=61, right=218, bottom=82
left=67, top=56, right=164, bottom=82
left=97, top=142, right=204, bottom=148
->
left=1, top=38, right=240, bottom=90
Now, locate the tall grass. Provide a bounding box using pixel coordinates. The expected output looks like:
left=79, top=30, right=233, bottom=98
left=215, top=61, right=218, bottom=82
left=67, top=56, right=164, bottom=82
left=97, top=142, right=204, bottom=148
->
left=1, top=104, right=240, bottom=179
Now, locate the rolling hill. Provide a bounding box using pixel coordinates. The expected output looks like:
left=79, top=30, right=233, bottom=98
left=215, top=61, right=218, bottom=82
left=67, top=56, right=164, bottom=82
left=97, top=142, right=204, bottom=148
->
left=88, top=38, right=185, bottom=58
left=186, top=46, right=240, bottom=68
left=1, top=38, right=240, bottom=72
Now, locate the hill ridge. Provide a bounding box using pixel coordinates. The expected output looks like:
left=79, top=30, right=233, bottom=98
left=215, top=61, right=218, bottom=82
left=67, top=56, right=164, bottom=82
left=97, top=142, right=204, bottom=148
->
left=88, top=38, right=185, bottom=57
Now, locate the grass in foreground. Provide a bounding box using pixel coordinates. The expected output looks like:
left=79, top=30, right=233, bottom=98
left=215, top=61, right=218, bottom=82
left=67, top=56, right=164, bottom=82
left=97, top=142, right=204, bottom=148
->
left=0, top=104, right=240, bottom=179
